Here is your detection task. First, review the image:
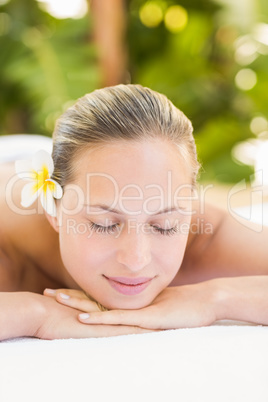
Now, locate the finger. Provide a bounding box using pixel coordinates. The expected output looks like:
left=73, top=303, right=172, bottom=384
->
left=43, top=288, right=89, bottom=302
left=43, top=288, right=89, bottom=299
left=43, top=289, right=102, bottom=312
left=55, top=293, right=101, bottom=312
left=78, top=307, right=157, bottom=329
left=43, top=288, right=57, bottom=298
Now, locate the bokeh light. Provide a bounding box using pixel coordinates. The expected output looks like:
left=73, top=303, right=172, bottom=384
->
left=254, top=23, right=268, bottom=46
left=164, top=5, right=188, bottom=33
left=232, top=140, right=257, bottom=166
left=37, top=0, right=88, bottom=19
left=235, top=68, right=257, bottom=91
left=250, top=116, right=268, bottom=135
left=234, top=36, right=259, bottom=65
left=139, top=1, right=163, bottom=28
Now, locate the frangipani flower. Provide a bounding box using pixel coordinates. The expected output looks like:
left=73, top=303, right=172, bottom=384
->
left=15, top=150, right=63, bottom=217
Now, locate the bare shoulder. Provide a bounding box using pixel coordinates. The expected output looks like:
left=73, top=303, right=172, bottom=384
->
left=178, top=199, right=268, bottom=284
left=0, top=162, right=46, bottom=239
left=0, top=163, right=24, bottom=289
left=0, top=162, right=62, bottom=292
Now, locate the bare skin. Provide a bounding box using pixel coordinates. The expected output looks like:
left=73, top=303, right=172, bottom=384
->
left=1, top=152, right=268, bottom=340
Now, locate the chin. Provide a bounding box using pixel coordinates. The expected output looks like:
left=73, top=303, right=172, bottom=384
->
left=103, top=294, right=156, bottom=310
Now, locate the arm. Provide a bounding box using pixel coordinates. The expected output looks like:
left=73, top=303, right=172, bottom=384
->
left=0, top=291, right=154, bottom=341
left=58, top=275, right=268, bottom=329
left=215, top=275, right=268, bottom=325
left=0, top=292, right=43, bottom=340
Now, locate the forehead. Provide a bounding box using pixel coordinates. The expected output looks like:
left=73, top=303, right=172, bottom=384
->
left=73, top=139, right=191, bottom=188
left=65, top=140, right=192, bottom=213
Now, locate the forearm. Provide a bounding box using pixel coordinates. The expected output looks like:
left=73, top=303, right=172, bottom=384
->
left=0, top=292, right=43, bottom=341
left=213, top=276, right=268, bottom=325
left=63, top=276, right=268, bottom=331
left=0, top=291, right=152, bottom=340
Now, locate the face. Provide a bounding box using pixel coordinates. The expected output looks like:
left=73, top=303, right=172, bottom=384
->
left=55, top=139, right=193, bottom=310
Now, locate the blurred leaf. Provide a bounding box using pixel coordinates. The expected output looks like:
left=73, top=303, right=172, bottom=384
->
left=0, top=0, right=99, bottom=135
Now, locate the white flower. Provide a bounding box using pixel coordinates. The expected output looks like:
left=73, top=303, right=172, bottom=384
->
left=15, top=150, right=63, bottom=217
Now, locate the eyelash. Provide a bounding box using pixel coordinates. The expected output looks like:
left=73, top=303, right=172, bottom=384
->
left=153, top=226, right=178, bottom=236
left=88, top=222, right=179, bottom=236
left=88, top=222, right=120, bottom=235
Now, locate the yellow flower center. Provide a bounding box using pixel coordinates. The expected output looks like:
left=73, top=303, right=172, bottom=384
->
left=44, top=179, right=57, bottom=195
left=32, top=165, right=50, bottom=193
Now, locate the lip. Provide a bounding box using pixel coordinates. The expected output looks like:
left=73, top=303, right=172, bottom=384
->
left=104, top=276, right=153, bottom=296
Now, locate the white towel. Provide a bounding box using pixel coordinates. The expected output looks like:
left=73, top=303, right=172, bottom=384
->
left=0, top=134, right=52, bottom=162
left=1, top=324, right=268, bottom=402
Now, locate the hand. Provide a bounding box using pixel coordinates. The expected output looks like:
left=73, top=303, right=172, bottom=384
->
left=64, top=281, right=218, bottom=330
left=43, top=288, right=106, bottom=312
left=32, top=291, right=156, bottom=340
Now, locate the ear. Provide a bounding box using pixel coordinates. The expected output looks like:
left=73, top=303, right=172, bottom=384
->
left=44, top=211, right=60, bottom=233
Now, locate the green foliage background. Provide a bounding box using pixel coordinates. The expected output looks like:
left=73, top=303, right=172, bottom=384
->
left=1, top=0, right=268, bottom=183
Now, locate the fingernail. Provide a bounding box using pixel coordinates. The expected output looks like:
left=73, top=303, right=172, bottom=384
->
left=79, top=313, right=90, bottom=320
left=60, top=293, right=70, bottom=300
left=45, top=289, right=56, bottom=294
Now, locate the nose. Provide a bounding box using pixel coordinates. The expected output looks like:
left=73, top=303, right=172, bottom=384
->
left=116, top=227, right=152, bottom=272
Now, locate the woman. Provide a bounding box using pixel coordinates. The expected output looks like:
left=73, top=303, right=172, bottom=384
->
left=0, top=84, right=267, bottom=341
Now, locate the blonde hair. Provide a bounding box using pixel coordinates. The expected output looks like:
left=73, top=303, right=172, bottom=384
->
left=52, top=84, right=200, bottom=186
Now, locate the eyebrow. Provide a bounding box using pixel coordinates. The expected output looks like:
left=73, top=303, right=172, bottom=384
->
left=83, top=204, right=185, bottom=215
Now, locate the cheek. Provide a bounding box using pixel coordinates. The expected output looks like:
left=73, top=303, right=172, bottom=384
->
left=58, top=221, right=110, bottom=279
left=156, top=234, right=188, bottom=278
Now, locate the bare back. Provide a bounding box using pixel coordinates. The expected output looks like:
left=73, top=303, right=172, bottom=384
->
left=0, top=162, right=73, bottom=293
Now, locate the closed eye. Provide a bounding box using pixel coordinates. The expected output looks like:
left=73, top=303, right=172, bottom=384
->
left=151, top=225, right=179, bottom=236
left=88, top=222, right=120, bottom=234
left=88, top=221, right=179, bottom=236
